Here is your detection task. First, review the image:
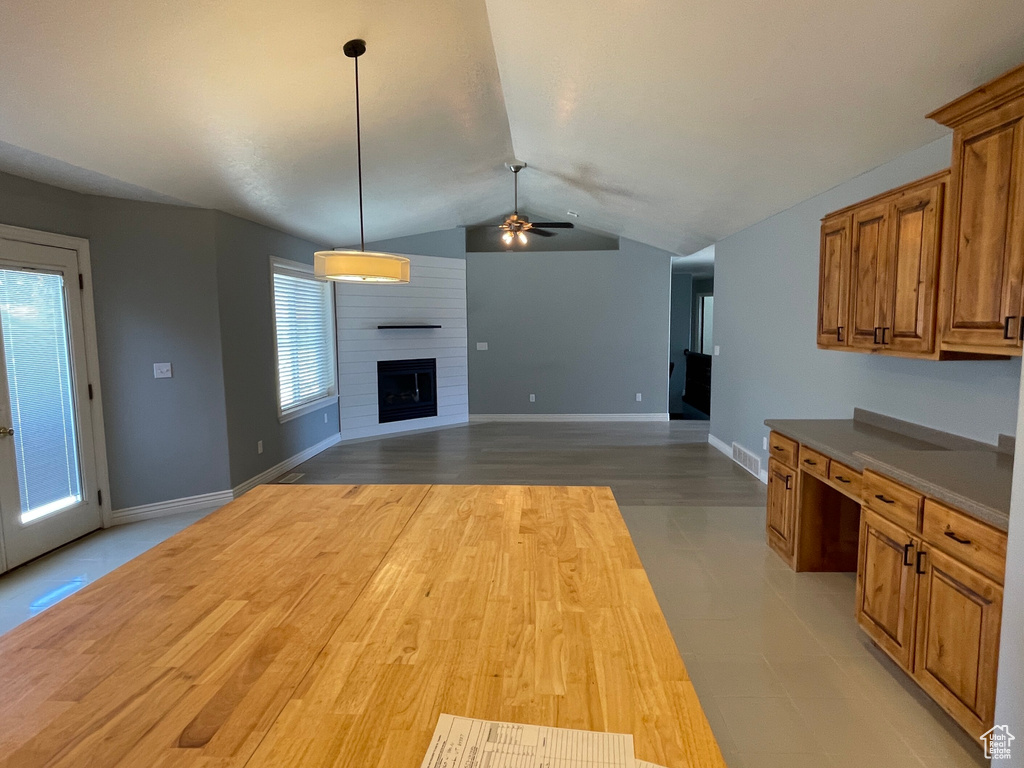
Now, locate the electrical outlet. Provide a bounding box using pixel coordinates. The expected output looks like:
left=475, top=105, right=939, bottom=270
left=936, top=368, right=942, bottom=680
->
left=635, top=393, right=642, bottom=402
left=476, top=342, right=488, bottom=351
left=324, top=413, right=328, bottom=424
left=763, top=437, right=768, bottom=450
left=153, top=362, right=172, bottom=379
left=257, top=440, right=263, bottom=455
left=529, top=394, right=536, bottom=403
left=714, top=345, right=721, bottom=356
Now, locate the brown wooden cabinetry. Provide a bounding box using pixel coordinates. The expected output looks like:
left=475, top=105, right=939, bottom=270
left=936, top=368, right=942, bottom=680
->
left=929, top=65, right=1024, bottom=356
left=818, top=173, right=946, bottom=357
left=766, top=456, right=797, bottom=564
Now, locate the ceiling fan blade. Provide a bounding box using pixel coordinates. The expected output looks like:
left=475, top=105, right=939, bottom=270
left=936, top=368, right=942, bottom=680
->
left=530, top=228, right=556, bottom=237
left=529, top=222, right=574, bottom=229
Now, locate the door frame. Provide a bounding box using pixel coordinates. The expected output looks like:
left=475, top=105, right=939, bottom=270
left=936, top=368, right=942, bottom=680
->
left=0, top=224, right=111, bottom=536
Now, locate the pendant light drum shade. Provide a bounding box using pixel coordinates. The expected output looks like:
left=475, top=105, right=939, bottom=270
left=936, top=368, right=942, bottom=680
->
left=314, top=250, right=410, bottom=283
left=316, top=38, right=411, bottom=284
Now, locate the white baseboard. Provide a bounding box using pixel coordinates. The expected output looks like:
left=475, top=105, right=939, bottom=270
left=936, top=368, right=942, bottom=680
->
left=233, top=432, right=343, bottom=498
left=470, top=413, right=671, bottom=423
left=110, top=490, right=234, bottom=526
left=708, top=434, right=769, bottom=485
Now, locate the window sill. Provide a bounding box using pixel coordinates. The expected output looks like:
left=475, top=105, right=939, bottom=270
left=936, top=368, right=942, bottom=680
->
left=278, top=395, right=338, bottom=424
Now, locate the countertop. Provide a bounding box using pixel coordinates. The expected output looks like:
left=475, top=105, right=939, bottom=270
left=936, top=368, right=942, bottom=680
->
left=765, top=412, right=1012, bottom=531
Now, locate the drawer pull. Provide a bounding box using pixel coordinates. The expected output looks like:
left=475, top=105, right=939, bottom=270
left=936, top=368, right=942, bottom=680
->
left=903, top=543, right=914, bottom=566
left=773, top=445, right=784, bottom=451
left=874, top=494, right=896, bottom=505
left=803, top=459, right=817, bottom=466
left=916, top=550, right=927, bottom=575
left=834, top=475, right=851, bottom=484
left=944, top=530, right=972, bottom=545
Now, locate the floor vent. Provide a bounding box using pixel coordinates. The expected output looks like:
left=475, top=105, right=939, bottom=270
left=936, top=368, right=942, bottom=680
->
left=277, top=472, right=304, bottom=484
left=731, top=442, right=762, bottom=479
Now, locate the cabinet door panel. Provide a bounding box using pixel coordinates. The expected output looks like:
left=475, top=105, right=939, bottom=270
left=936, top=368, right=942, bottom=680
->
left=943, top=112, right=1024, bottom=348
left=766, top=458, right=796, bottom=563
left=914, top=544, right=1002, bottom=737
left=855, top=509, right=917, bottom=669
left=849, top=203, right=890, bottom=349
left=818, top=215, right=851, bottom=347
left=888, top=183, right=943, bottom=353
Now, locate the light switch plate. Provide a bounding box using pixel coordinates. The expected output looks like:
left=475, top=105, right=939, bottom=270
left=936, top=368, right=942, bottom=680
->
left=153, top=362, right=172, bottom=379
left=476, top=342, right=488, bottom=351
left=713, top=346, right=721, bottom=356
left=529, top=394, right=536, bottom=403
left=635, top=393, right=642, bottom=402
left=763, top=437, right=768, bottom=450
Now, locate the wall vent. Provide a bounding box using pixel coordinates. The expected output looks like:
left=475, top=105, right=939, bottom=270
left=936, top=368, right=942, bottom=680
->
left=731, top=442, right=762, bottom=479
left=277, top=472, right=304, bottom=484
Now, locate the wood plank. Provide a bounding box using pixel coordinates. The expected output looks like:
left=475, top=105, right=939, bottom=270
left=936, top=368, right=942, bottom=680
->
left=0, top=484, right=723, bottom=768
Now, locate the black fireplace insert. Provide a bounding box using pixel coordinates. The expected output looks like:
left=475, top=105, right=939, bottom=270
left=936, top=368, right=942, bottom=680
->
left=377, top=358, right=438, bottom=423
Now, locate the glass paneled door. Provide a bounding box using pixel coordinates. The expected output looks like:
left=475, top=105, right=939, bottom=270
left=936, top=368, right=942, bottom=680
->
left=0, top=238, right=101, bottom=571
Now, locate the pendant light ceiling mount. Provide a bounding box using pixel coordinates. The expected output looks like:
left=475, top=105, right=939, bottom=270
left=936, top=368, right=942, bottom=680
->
left=314, top=38, right=411, bottom=284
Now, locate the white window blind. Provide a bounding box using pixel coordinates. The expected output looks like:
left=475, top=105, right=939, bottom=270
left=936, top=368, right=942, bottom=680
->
left=271, top=260, right=335, bottom=417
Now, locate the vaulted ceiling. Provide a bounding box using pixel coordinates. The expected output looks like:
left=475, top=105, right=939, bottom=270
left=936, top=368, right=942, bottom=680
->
left=1, top=0, right=1023, bottom=255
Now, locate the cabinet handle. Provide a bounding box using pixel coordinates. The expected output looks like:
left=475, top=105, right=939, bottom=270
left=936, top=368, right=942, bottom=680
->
left=873, top=327, right=882, bottom=344
left=772, top=445, right=784, bottom=451
left=874, top=494, right=896, bottom=504
left=837, top=326, right=844, bottom=342
left=1004, top=316, right=1018, bottom=340
left=1019, top=319, right=1023, bottom=341
left=834, top=475, right=851, bottom=484
left=803, top=458, right=817, bottom=466
left=915, top=550, right=927, bottom=575
left=881, top=327, right=890, bottom=344
left=903, top=543, right=914, bottom=567
left=944, top=530, right=972, bottom=545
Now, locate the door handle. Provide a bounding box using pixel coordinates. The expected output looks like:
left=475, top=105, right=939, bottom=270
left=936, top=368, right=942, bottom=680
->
left=903, top=543, right=914, bottom=567
left=1005, top=316, right=1018, bottom=340
left=0, top=426, right=13, bottom=437
left=915, top=550, right=927, bottom=575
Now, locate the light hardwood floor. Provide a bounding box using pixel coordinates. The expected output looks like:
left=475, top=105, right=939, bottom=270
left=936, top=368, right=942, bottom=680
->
left=0, top=484, right=724, bottom=768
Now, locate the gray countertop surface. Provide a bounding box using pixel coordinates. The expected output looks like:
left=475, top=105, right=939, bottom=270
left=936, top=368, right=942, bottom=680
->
left=764, top=417, right=1011, bottom=532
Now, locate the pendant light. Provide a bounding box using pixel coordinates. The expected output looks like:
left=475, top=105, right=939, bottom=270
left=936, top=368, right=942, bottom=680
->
left=315, top=39, right=411, bottom=283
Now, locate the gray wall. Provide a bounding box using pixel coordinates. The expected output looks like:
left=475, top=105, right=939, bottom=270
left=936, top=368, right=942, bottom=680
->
left=214, top=213, right=339, bottom=488
left=996, top=357, right=1024, bottom=763
left=711, top=134, right=1021, bottom=465
left=467, top=238, right=672, bottom=414
left=669, top=272, right=693, bottom=412
left=0, top=171, right=234, bottom=509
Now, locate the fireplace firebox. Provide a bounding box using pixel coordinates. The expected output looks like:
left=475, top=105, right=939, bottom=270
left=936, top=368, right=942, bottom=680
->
left=377, top=358, right=438, bottom=423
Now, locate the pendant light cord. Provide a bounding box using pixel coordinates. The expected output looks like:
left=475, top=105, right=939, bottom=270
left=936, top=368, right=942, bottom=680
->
left=353, top=53, right=365, bottom=252
left=513, top=169, right=518, bottom=215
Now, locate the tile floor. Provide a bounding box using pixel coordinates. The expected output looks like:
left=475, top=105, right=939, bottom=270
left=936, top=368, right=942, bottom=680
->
left=0, top=423, right=988, bottom=767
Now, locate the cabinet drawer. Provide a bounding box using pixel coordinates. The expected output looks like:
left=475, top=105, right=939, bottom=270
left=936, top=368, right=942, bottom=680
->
left=863, top=471, right=922, bottom=530
left=799, top=445, right=830, bottom=480
left=768, top=432, right=798, bottom=467
left=922, top=500, right=1007, bottom=584
left=828, top=461, right=862, bottom=498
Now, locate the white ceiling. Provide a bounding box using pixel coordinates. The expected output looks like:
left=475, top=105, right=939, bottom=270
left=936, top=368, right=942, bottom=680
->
left=1, top=0, right=1023, bottom=255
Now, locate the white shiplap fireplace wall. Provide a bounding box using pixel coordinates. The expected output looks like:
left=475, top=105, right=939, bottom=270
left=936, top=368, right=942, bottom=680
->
left=334, top=254, right=469, bottom=440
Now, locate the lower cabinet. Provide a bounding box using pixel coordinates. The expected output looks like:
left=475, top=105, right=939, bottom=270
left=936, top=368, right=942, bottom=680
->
left=855, top=508, right=1003, bottom=738
left=855, top=509, right=919, bottom=669
left=914, top=544, right=1002, bottom=738
left=766, top=457, right=796, bottom=563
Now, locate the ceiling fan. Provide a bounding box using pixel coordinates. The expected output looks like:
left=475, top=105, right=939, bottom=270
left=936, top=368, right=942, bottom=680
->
left=498, top=162, right=575, bottom=245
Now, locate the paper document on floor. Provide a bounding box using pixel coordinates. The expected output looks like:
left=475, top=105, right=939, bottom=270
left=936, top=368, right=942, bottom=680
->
left=419, top=713, right=636, bottom=768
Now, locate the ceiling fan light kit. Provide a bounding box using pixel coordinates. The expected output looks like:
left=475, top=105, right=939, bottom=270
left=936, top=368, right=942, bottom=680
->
left=497, top=162, right=575, bottom=247
left=314, top=38, right=411, bottom=284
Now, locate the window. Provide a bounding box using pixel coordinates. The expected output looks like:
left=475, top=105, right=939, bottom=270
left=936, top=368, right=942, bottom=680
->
left=271, top=258, right=336, bottom=420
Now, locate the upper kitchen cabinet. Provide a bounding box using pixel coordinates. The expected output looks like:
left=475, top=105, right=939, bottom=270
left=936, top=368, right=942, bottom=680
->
left=817, top=172, right=946, bottom=357
left=929, top=63, right=1024, bottom=356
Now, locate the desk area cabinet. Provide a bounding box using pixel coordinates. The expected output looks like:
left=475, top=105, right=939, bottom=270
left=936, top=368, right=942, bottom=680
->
left=765, top=425, right=1009, bottom=740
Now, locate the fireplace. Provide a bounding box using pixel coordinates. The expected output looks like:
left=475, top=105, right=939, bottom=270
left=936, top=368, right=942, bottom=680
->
left=377, top=358, right=438, bottom=423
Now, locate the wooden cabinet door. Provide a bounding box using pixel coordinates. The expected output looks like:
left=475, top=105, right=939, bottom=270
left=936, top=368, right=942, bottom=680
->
left=885, top=181, right=944, bottom=354
left=942, top=105, right=1024, bottom=350
left=766, top=458, right=796, bottom=561
left=849, top=202, right=891, bottom=349
left=855, top=509, right=918, bottom=669
left=914, top=544, right=1002, bottom=738
left=818, top=214, right=852, bottom=347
